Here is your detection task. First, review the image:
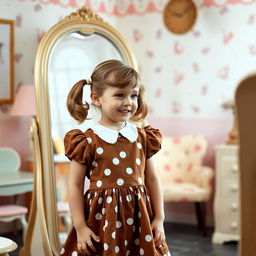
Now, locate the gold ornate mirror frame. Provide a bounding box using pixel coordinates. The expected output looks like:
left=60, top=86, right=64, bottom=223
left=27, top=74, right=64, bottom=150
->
left=22, top=6, right=138, bottom=255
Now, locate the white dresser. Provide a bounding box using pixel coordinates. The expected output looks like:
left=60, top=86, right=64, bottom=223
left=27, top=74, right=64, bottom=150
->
left=212, top=144, right=240, bottom=244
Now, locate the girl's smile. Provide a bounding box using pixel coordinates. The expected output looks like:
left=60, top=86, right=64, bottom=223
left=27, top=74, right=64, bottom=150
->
left=91, top=84, right=139, bottom=129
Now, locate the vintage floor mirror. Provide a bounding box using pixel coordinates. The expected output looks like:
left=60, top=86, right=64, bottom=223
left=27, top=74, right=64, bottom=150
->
left=21, top=6, right=138, bottom=256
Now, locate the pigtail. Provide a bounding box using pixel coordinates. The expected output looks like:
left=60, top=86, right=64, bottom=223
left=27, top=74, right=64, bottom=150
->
left=130, top=85, right=148, bottom=122
left=67, top=79, right=90, bottom=123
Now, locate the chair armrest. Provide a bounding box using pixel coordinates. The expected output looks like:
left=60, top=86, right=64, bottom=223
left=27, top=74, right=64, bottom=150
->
left=193, top=166, right=214, bottom=194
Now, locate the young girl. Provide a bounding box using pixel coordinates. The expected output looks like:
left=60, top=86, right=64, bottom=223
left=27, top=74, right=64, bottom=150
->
left=60, top=60, right=170, bottom=256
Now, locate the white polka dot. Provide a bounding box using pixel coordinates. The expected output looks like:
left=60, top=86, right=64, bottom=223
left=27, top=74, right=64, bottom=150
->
left=96, top=147, right=104, bottom=154
left=127, top=218, right=134, bottom=225
left=145, top=234, right=152, bottom=242
left=102, top=208, right=106, bottom=214
left=115, top=246, right=120, bottom=253
left=140, top=187, right=144, bottom=193
left=104, top=243, right=108, bottom=250
left=135, top=238, right=139, bottom=245
left=138, top=211, right=141, bottom=218
left=115, top=205, right=118, bottom=213
left=112, top=231, right=116, bottom=239
left=92, top=161, right=98, bottom=167
left=137, top=142, right=142, bottom=149
left=104, top=168, right=111, bottom=176
left=147, top=196, right=150, bottom=201
left=137, top=193, right=141, bottom=200
left=138, top=177, right=143, bottom=185
left=106, top=196, right=112, bottom=203
left=89, top=199, right=92, bottom=205
left=94, top=192, right=98, bottom=197
left=124, top=240, right=128, bottom=246
left=95, top=213, right=102, bottom=220
left=96, top=180, right=102, bottom=187
left=126, top=195, right=132, bottom=202
left=136, top=158, right=141, bottom=165
left=140, top=248, right=144, bottom=255
left=71, top=252, right=78, bottom=256
left=126, top=250, right=130, bottom=256
left=103, top=220, right=108, bottom=231
left=60, top=248, right=65, bottom=254
left=119, top=196, right=122, bottom=202
left=117, top=178, right=124, bottom=186
left=126, top=167, right=133, bottom=175
left=119, top=151, right=126, bottom=158
left=90, top=170, right=92, bottom=176
left=87, top=193, right=90, bottom=199
left=112, top=158, right=120, bottom=165
left=116, top=221, right=122, bottom=228
left=98, top=197, right=103, bottom=204
left=113, top=188, right=116, bottom=193
left=86, top=138, right=92, bottom=144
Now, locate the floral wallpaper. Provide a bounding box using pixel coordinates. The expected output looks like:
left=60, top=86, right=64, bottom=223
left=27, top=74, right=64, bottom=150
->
left=0, top=0, right=256, bottom=119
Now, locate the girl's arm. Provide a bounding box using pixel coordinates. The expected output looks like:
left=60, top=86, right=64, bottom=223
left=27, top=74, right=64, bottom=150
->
left=145, top=156, right=166, bottom=246
left=68, top=160, right=87, bottom=229
left=68, top=160, right=100, bottom=255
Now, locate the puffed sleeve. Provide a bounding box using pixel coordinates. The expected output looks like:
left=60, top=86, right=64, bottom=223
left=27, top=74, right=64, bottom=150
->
left=144, top=126, right=162, bottom=159
left=64, top=129, right=92, bottom=165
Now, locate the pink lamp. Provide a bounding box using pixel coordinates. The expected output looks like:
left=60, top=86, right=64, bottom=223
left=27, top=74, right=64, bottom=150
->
left=9, top=86, right=36, bottom=116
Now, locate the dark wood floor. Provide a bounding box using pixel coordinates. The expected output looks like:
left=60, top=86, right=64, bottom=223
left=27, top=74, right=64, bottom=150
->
left=3, top=222, right=238, bottom=255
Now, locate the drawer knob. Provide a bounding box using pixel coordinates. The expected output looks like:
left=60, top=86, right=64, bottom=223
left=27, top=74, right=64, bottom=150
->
left=231, top=164, right=238, bottom=173
left=231, top=203, right=238, bottom=211
left=231, top=184, right=238, bottom=192
left=231, top=222, right=238, bottom=230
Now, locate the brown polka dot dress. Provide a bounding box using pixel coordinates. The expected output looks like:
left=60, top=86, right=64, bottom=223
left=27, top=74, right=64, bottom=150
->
left=60, top=123, right=170, bottom=256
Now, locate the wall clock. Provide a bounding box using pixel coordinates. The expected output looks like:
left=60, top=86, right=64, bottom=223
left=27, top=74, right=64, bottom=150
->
left=163, top=0, right=198, bottom=35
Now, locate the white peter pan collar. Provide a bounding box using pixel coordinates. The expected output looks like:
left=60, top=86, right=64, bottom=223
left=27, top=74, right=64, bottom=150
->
left=90, top=122, right=138, bottom=144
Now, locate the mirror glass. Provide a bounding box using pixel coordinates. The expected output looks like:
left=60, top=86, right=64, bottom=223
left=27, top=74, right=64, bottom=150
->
left=47, top=30, right=124, bottom=243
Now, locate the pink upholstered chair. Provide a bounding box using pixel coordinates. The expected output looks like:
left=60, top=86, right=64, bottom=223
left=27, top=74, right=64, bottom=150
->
left=155, top=135, right=214, bottom=235
left=0, top=148, right=28, bottom=241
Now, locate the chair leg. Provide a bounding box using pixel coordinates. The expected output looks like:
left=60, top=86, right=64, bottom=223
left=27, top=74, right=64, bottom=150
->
left=195, top=202, right=208, bottom=236
left=20, top=215, right=28, bottom=243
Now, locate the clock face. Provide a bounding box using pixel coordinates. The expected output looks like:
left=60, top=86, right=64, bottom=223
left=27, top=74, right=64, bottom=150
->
left=163, top=0, right=197, bottom=34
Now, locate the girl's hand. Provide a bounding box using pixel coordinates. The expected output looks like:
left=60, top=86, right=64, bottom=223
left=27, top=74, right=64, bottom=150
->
left=151, top=218, right=166, bottom=247
left=75, top=224, right=100, bottom=255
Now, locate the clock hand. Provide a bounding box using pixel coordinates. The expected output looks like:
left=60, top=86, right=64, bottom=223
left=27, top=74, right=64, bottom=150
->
left=170, top=11, right=182, bottom=17
left=181, top=4, right=194, bottom=15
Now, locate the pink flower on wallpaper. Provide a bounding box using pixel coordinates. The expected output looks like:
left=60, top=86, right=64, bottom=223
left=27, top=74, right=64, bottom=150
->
left=36, top=28, right=46, bottom=43
left=201, top=47, right=211, bottom=55
left=15, top=14, right=22, bottom=27
left=156, top=29, right=162, bottom=40
left=14, top=53, right=23, bottom=63
left=146, top=50, right=154, bottom=58
left=247, top=14, right=255, bottom=25
left=223, top=31, right=234, bottom=45
left=155, top=66, right=162, bottom=73
left=174, top=72, right=184, bottom=85
left=192, top=30, right=200, bottom=38
left=249, top=45, right=256, bottom=55
left=220, top=6, right=229, bottom=15
left=172, top=101, right=181, bottom=114
left=133, top=29, right=143, bottom=42
left=155, top=88, right=161, bottom=98
left=34, top=4, right=42, bottom=12
left=218, top=66, right=229, bottom=79
left=0, top=105, right=9, bottom=114
left=192, top=62, right=200, bottom=72
left=174, top=41, right=184, bottom=54
left=201, top=84, right=208, bottom=95
left=191, top=105, right=200, bottom=113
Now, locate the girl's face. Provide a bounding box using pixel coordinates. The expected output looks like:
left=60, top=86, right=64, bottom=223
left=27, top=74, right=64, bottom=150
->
left=91, top=84, right=139, bottom=128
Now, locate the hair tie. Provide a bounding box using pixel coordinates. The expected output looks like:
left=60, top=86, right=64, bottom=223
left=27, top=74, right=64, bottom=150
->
left=86, top=77, right=92, bottom=85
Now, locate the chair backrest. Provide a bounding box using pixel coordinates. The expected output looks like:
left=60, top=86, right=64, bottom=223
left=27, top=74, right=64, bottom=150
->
left=155, top=135, right=208, bottom=184
left=0, top=148, right=21, bottom=173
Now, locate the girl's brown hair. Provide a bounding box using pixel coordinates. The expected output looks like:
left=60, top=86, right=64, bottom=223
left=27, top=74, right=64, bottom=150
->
left=67, top=59, right=148, bottom=123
